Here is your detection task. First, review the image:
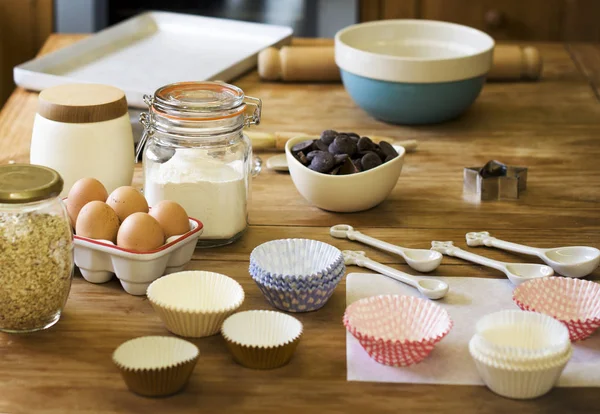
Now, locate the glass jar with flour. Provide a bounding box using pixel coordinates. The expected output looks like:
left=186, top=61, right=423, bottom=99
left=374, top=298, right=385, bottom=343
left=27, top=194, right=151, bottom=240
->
left=138, top=81, right=261, bottom=247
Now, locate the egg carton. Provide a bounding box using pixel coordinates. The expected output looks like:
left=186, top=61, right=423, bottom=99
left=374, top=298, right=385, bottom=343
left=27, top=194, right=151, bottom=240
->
left=74, top=218, right=203, bottom=295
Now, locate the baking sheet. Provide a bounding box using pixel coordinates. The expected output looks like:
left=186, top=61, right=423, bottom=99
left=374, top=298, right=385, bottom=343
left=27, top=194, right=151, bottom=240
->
left=346, top=272, right=600, bottom=386
left=14, top=11, right=292, bottom=108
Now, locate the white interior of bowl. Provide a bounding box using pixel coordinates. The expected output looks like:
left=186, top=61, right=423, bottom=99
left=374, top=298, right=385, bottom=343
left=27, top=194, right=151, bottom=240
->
left=345, top=295, right=451, bottom=342
left=221, top=310, right=303, bottom=347
left=147, top=271, right=244, bottom=313
left=514, top=277, right=600, bottom=321
left=113, top=336, right=199, bottom=370
left=250, top=239, right=342, bottom=276
left=338, top=20, right=493, bottom=60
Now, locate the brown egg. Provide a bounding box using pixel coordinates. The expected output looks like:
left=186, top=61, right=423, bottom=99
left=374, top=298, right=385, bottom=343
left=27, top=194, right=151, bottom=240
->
left=106, top=186, right=149, bottom=222
left=75, top=201, right=120, bottom=242
left=149, top=200, right=190, bottom=238
left=66, top=178, right=108, bottom=227
left=117, top=212, right=165, bottom=252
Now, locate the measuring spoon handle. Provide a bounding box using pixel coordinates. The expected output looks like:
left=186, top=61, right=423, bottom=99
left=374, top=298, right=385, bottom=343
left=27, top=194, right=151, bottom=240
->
left=432, top=241, right=507, bottom=272
left=353, top=255, right=419, bottom=289
left=466, top=231, right=543, bottom=256
left=347, top=230, right=406, bottom=258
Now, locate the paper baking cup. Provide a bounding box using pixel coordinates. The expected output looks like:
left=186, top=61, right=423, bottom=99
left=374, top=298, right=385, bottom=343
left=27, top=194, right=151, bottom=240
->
left=253, top=272, right=342, bottom=313
left=113, top=336, right=199, bottom=397
left=469, top=338, right=572, bottom=399
left=344, top=295, right=453, bottom=367
left=513, top=277, right=600, bottom=341
left=474, top=310, right=571, bottom=362
left=250, top=256, right=345, bottom=289
left=221, top=310, right=303, bottom=369
left=147, top=271, right=245, bottom=337
left=250, top=239, right=343, bottom=282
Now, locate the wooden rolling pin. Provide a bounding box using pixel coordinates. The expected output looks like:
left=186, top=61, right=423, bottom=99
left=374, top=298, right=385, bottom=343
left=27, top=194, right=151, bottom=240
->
left=258, top=45, right=542, bottom=82
left=245, top=130, right=418, bottom=152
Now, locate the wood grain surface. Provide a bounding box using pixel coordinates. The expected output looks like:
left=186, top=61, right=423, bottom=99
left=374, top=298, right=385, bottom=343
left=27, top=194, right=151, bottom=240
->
left=0, top=34, right=599, bottom=414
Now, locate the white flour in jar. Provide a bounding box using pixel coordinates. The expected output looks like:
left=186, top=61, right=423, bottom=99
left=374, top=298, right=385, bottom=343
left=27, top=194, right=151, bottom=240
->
left=144, top=149, right=247, bottom=240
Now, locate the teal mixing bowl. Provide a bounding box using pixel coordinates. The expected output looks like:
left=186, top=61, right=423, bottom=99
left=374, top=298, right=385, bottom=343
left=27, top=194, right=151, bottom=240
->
left=335, top=20, right=494, bottom=125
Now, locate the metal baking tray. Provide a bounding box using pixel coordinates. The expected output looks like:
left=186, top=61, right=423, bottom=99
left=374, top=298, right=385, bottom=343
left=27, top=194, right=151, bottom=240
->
left=14, top=11, right=293, bottom=108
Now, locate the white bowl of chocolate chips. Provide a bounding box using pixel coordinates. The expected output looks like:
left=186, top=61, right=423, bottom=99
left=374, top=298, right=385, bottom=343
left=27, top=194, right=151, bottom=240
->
left=285, top=131, right=405, bottom=212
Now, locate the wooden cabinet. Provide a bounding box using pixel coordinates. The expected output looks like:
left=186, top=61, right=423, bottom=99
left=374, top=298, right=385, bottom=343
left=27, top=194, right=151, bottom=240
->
left=0, top=0, right=53, bottom=107
left=360, top=0, right=600, bottom=41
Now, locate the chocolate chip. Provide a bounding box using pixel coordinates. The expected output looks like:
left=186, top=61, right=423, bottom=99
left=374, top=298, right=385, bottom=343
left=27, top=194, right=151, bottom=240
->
left=328, top=135, right=357, bottom=156
left=353, top=159, right=363, bottom=172
left=339, top=158, right=360, bottom=175
left=480, top=160, right=507, bottom=178
left=320, top=130, right=338, bottom=145
left=292, top=140, right=314, bottom=154
left=308, top=151, right=335, bottom=173
left=306, top=151, right=320, bottom=162
left=334, top=154, right=349, bottom=165
left=344, top=132, right=360, bottom=140
left=330, top=166, right=341, bottom=175
left=315, top=140, right=330, bottom=152
left=361, top=152, right=383, bottom=171
left=296, top=151, right=308, bottom=165
left=384, top=153, right=398, bottom=162
left=379, top=141, right=398, bottom=158
left=357, top=137, right=374, bottom=152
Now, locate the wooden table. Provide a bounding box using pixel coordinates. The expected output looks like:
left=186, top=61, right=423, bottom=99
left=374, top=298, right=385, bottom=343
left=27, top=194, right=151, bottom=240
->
left=1, top=35, right=599, bottom=414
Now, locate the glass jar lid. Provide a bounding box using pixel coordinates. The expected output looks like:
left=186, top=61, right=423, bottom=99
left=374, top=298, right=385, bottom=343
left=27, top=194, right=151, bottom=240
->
left=0, top=164, right=63, bottom=203
left=150, top=82, right=247, bottom=121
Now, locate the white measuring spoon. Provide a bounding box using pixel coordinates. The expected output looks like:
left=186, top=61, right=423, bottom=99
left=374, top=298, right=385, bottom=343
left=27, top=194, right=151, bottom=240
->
left=330, top=224, right=442, bottom=272
left=431, top=241, right=553, bottom=286
left=343, top=250, right=449, bottom=300
left=466, top=231, right=600, bottom=278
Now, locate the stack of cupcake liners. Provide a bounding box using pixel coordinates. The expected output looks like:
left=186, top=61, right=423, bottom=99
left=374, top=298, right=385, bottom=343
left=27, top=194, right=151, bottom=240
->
left=249, top=239, right=345, bottom=312
left=469, top=310, right=572, bottom=399
left=513, top=277, right=600, bottom=341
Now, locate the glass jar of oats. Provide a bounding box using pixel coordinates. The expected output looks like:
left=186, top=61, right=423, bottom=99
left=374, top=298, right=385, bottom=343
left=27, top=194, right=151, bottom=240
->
left=0, top=164, right=74, bottom=333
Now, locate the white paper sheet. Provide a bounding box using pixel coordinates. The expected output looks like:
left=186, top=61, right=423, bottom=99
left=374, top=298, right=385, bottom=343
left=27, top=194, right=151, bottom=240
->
left=346, top=273, right=600, bottom=386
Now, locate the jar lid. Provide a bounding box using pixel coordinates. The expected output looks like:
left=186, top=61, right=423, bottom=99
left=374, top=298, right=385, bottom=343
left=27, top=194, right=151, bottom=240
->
left=150, top=82, right=246, bottom=121
left=0, top=164, right=63, bottom=203
left=37, top=84, right=128, bottom=123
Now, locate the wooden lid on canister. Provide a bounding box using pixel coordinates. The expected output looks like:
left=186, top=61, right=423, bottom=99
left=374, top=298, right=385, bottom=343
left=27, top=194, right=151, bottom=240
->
left=37, top=84, right=128, bottom=123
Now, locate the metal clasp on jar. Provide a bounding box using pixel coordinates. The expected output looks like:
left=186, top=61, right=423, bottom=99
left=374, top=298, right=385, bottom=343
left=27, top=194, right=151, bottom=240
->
left=134, top=95, right=156, bottom=163
left=244, top=96, right=262, bottom=127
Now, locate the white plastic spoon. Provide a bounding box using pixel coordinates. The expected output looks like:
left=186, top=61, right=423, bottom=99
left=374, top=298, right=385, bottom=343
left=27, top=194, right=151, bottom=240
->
left=330, top=224, right=442, bottom=272
left=343, top=250, right=449, bottom=300
left=431, top=241, right=553, bottom=286
left=466, top=231, right=600, bottom=278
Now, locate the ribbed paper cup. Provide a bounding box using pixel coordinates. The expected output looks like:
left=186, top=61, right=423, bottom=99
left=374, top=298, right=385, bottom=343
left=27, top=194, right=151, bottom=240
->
left=343, top=295, right=453, bottom=367
left=113, top=336, right=199, bottom=397
left=513, top=277, right=600, bottom=341
left=147, top=271, right=245, bottom=338
left=474, top=310, right=571, bottom=362
left=250, top=239, right=344, bottom=284
left=250, top=256, right=345, bottom=290
left=221, top=310, right=303, bottom=369
left=253, top=274, right=342, bottom=313
left=469, top=338, right=572, bottom=399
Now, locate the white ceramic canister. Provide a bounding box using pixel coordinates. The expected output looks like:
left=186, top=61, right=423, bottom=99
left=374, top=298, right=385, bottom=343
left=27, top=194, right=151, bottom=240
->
left=30, top=83, right=134, bottom=197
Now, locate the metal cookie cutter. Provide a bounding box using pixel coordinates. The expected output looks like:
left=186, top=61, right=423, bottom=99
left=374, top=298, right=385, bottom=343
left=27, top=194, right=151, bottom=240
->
left=463, top=164, right=528, bottom=201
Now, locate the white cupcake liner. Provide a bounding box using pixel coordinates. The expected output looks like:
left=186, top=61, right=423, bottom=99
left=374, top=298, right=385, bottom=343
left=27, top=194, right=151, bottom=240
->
left=147, top=271, right=245, bottom=338
left=221, top=310, right=303, bottom=369
left=113, top=336, right=199, bottom=397
left=513, top=277, right=600, bottom=341
left=250, top=239, right=343, bottom=280
left=470, top=334, right=571, bottom=366
left=469, top=339, right=572, bottom=399
left=474, top=310, right=571, bottom=360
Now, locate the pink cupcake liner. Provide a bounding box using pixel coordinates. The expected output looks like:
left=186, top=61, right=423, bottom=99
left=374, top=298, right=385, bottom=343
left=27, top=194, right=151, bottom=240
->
left=343, top=295, right=453, bottom=367
left=513, top=277, right=600, bottom=342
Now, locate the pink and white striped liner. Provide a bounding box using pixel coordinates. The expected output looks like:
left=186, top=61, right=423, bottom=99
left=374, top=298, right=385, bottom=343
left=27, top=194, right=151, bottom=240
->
left=343, top=295, right=453, bottom=367
left=513, top=277, right=600, bottom=342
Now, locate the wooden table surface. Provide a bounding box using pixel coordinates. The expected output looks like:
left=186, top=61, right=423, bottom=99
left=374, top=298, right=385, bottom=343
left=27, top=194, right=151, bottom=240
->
left=1, top=35, right=599, bottom=414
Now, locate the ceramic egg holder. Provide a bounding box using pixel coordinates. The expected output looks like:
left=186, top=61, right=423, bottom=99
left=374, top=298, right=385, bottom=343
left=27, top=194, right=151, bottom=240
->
left=463, top=164, right=528, bottom=201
